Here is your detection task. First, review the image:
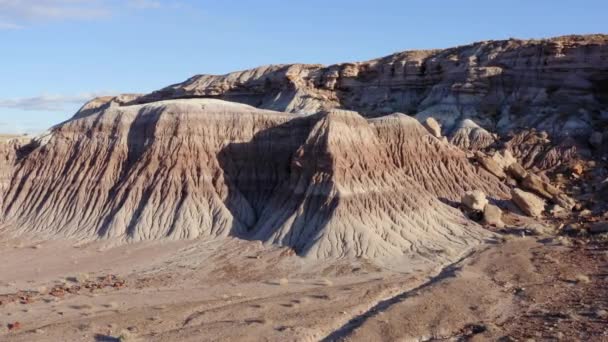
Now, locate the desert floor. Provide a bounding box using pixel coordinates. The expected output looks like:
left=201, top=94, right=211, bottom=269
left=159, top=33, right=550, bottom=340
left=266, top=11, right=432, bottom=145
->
left=0, top=232, right=607, bottom=341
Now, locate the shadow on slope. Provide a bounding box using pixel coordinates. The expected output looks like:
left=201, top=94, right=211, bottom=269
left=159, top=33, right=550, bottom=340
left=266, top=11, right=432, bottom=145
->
left=217, top=113, right=340, bottom=255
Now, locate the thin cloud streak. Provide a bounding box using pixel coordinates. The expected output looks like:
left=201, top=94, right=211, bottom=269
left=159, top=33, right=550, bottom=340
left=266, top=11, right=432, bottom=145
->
left=128, top=0, right=162, bottom=9
left=0, top=21, right=24, bottom=29
left=0, top=93, right=116, bottom=111
left=0, top=0, right=167, bottom=29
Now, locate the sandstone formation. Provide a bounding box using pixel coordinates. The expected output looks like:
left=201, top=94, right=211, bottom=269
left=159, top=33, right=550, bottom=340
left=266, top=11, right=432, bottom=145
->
left=0, top=98, right=511, bottom=260
left=449, top=119, right=495, bottom=150
left=511, top=188, right=546, bottom=218
left=475, top=152, right=507, bottom=179
left=139, top=35, right=608, bottom=140
left=423, top=117, right=442, bottom=138
left=505, top=130, right=583, bottom=171
left=521, top=174, right=576, bottom=209
left=506, top=162, right=528, bottom=181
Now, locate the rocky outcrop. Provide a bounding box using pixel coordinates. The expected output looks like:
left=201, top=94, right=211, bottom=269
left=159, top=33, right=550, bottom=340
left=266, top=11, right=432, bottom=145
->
left=0, top=98, right=510, bottom=260
left=449, top=119, right=495, bottom=150
left=506, top=162, right=528, bottom=181
left=423, top=117, right=442, bottom=138
left=511, top=188, right=546, bottom=218
left=505, top=130, right=584, bottom=171
left=521, top=174, right=576, bottom=209
left=138, top=35, right=608, bottom=139
left=475, top=152, right=507, bottom=179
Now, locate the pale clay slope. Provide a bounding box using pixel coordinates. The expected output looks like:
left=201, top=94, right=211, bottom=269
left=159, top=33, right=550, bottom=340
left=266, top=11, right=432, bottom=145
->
left=0, top=98, right=507, bottom=261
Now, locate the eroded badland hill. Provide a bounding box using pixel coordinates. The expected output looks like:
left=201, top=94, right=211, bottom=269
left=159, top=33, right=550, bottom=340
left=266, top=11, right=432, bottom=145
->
left=1, top=34, right=607, bottom=341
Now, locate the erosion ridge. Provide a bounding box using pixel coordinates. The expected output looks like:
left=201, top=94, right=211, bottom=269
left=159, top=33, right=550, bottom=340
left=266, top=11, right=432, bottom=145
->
left=0, top=98, right=507, bottom=261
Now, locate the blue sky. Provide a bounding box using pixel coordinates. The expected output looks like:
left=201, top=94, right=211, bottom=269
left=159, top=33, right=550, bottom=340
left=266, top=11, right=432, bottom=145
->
left=0, top=0, right=606, bottom=134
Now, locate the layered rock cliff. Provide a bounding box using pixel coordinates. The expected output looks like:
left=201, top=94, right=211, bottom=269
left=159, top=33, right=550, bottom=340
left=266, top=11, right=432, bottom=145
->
left=139, top=35, right=608, bottom=138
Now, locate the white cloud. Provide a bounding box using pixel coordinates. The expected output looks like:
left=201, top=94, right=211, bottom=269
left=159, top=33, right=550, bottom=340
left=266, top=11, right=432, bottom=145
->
left=0, top=0, right=166, bottom=29
left=0, top=92, right=116, bottom=111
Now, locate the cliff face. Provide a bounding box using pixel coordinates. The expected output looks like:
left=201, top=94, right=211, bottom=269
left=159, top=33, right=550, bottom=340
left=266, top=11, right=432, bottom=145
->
left=140, top=35, right=608, bottom=137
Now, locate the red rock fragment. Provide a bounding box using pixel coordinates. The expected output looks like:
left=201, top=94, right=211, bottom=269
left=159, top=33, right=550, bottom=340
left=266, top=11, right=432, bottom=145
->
left=8, top=322, right=21, bottom=331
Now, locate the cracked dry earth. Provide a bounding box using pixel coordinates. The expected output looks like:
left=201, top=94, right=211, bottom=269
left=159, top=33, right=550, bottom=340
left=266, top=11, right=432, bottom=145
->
left=1, top=233, right=606, bottom=341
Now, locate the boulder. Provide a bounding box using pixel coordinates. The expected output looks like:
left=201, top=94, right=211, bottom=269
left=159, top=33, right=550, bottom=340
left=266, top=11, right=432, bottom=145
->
left=491, top=150, right=517, bottom=171
left=483, top=204, right=504, bottom=228
left=423, top=117, right=442, bottom=138
left=475, top=152, right=507, bottom=179
left=461, top=190, right=488, bottom=211
left=553, top=194, right=576, bottom=211
left=522, top=173, right=560, bottom=199
left=511, top=188, right=546, bottom=218
left=506, top=162, right=528, bottom=181
left=521, top=173, right=576, bottom=210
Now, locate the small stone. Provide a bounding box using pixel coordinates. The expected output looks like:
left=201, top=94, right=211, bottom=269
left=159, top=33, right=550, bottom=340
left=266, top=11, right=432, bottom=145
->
left=572, top=163, right=584, bottom=175
left=575, top=274, right=591, bottom=284
left=595, top=309, right=608, bottom=319
left=461, top=190, right=488, bottom=211
left=7, top=322, right=21, bottom=331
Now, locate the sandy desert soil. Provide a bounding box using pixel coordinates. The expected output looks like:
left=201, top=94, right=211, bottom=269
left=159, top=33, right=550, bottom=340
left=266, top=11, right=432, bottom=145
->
left=1, top=231, right=606, bottom=342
